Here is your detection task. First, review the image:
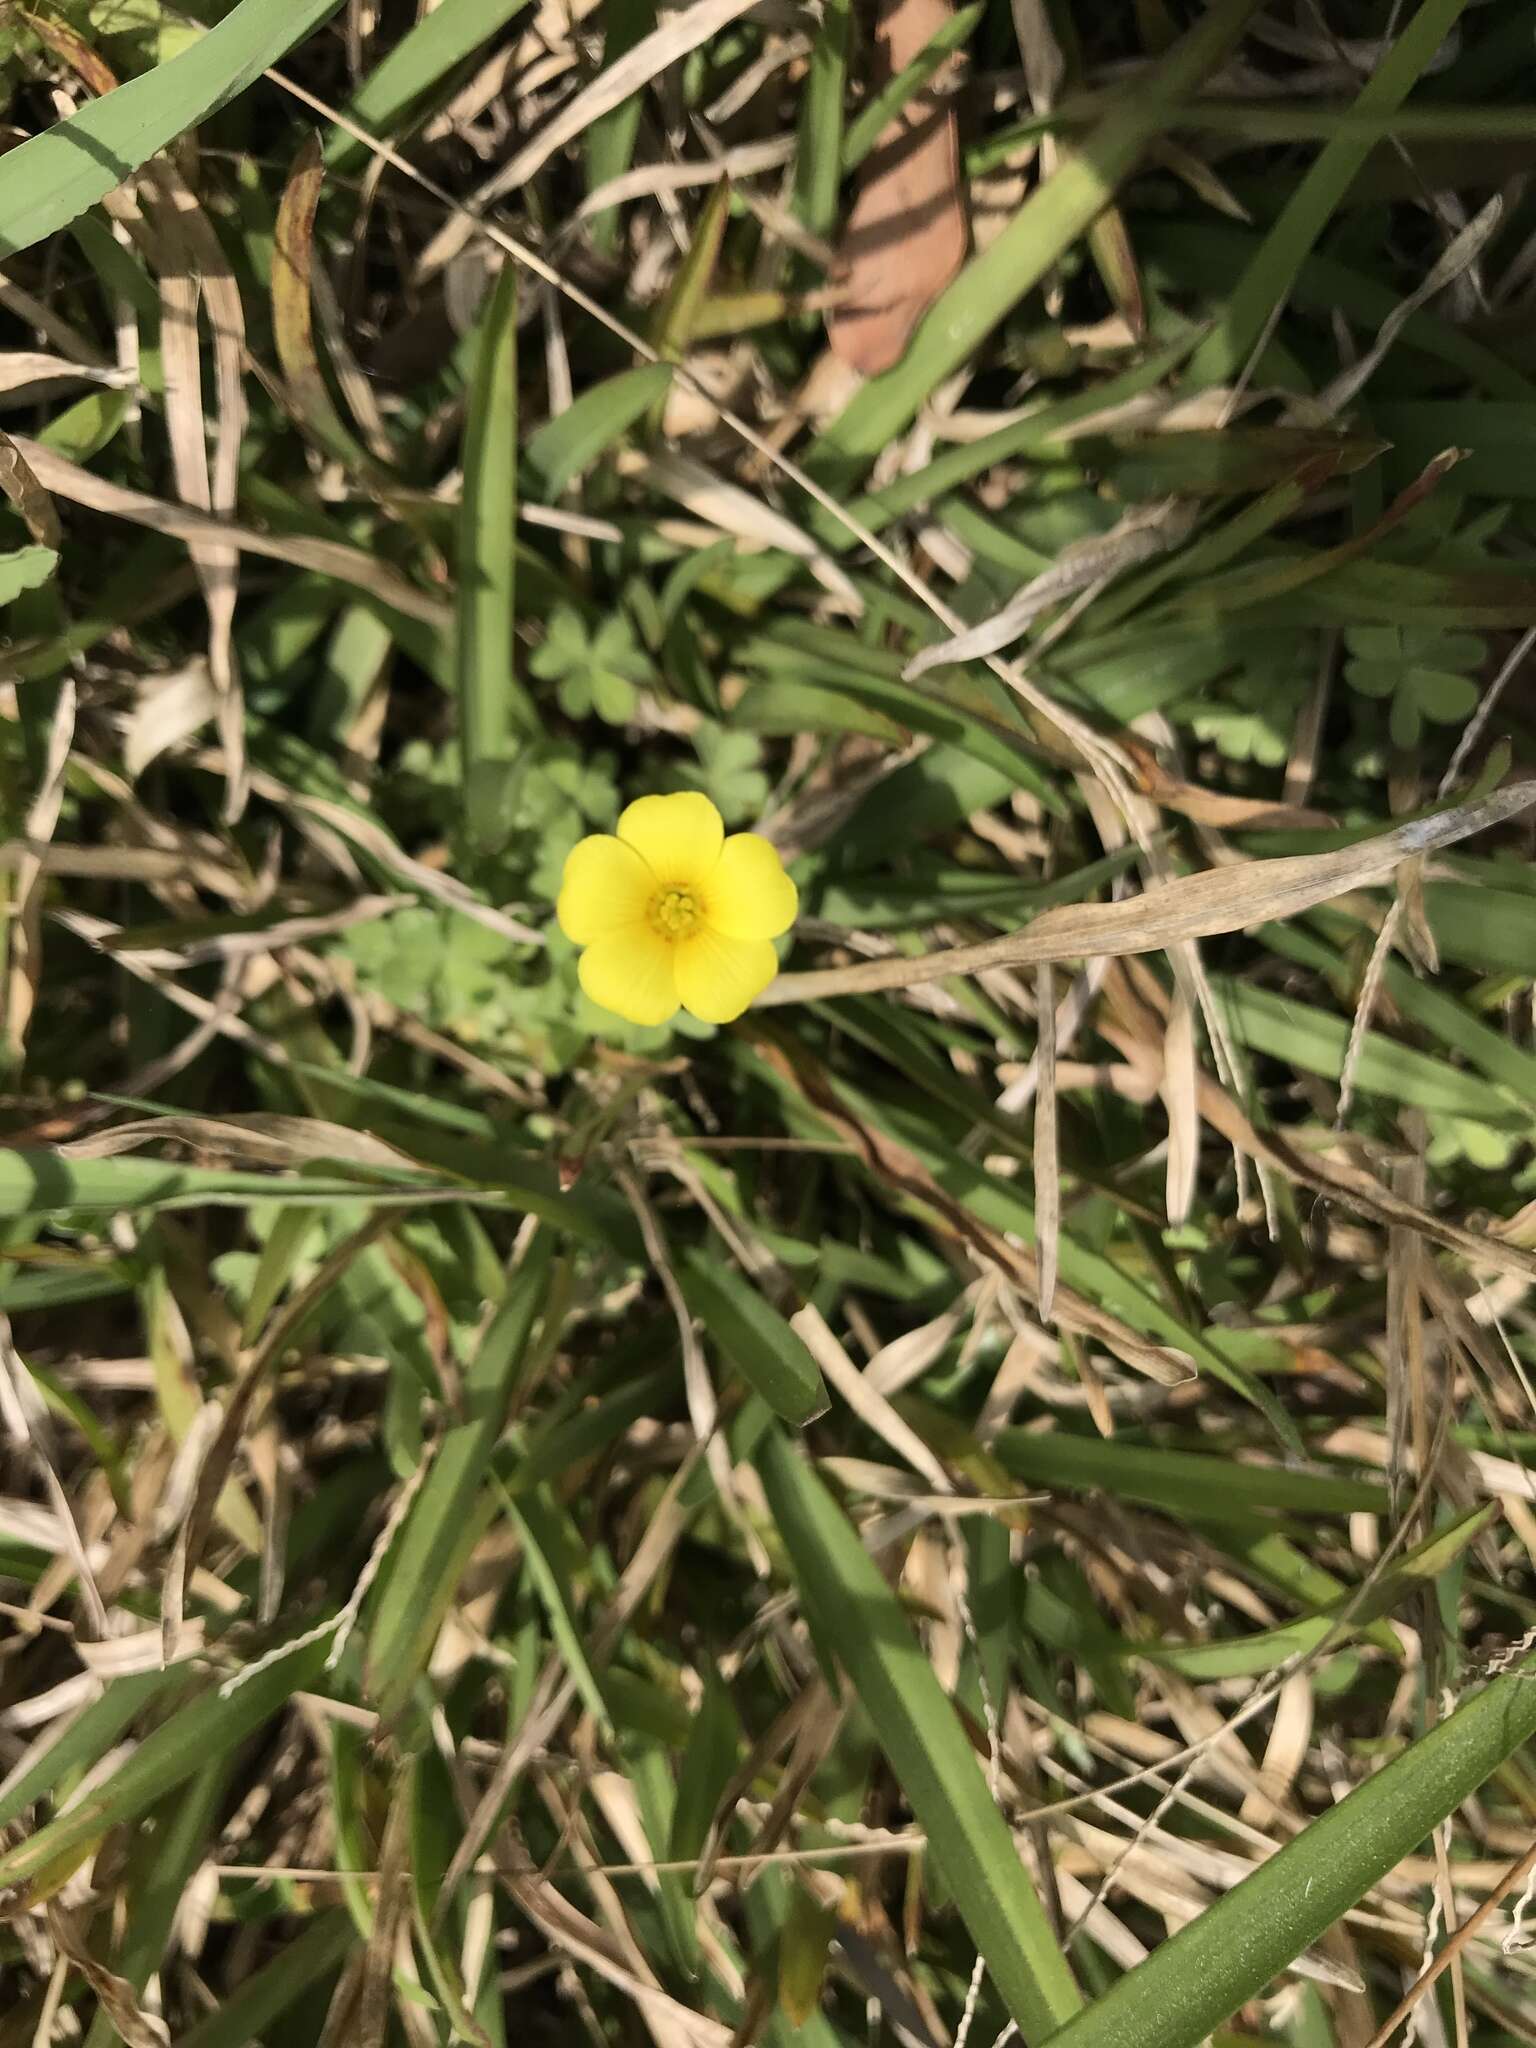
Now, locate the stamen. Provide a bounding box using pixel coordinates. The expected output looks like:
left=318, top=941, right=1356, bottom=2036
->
left=648, top=886, right=701, bottom=939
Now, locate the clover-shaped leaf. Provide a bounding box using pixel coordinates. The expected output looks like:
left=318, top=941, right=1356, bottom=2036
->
left=1343, top=625, right=1482, bottom=749
left=539, top=745, right=619, bottom=826
left=530, top=606, right=652, bottom=725
left=1426, top=1116, right=1517, bottom=1171
left=663, top=720, right=770, bottom=824
left=1186, top=650, right=1309, bottom=767
left=343, top=906, right=445, bottom=1010
left=528, top=806, right=586, bottom=901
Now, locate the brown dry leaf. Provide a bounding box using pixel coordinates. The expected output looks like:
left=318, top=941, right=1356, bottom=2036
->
left=1124, top=738, right=1336, bottom=830
left=21, top=8, right=117, bottom=93
left=136, top=163, right=249, bottom=817
left=827, top=0, right=968, bottom=376
left=759, top=778, right=1536, bottom=1005
left=273, top=136, right=375, bottom=470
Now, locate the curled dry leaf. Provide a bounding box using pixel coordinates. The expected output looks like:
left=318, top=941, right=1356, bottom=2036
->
left=0, top=428, right=61, bottom=548
left=59, top=1113, right=421, bottom=1174
left=828, top=0, right=968, bottom=376
left=905, top=497, right=1197, bottom=678
left=44, top=1904, right=170, bottom=2047
left=122, top=660, right=220, bottom=779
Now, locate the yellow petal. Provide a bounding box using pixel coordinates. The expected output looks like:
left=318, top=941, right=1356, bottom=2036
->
left=674, top=927, right=780, bottom=1024
left=556, top=834, right=652, bottom=945
left=578, top=926, right=679, bottom=1027
left=707, top=833, right=798, bottom=940
left=616, top=791, right=723, bottom=885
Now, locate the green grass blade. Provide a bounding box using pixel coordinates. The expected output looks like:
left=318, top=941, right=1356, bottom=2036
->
left=842, top=3, right=984, bottom=171
left=1184, top=0, right=1474, bottom=386
left=1043, top=1649, right=1536, bottom=2048
left=965, top=1414, right=1387, bottom=1519
left=175, top=1914, right=356, bottom=2048
left=756, top=1427, right=1082, bottom=2043
left=794, top=0, right=851, bottom=239
left=501, top=1482, right=611, bottom=1731
left=669, top=1672, right=739, bottom=1865
left=808, top=0, right=1264, bottom=476
left=583, top=0, right=657, bottom=249
left=680, top=1249, right=829, bottom=1424
left=83, top=1759, right=231, bottom=2046
left=365, top=1234, right=552, bottom=1716
left=0, top=1670, right=180, bottom=1830
left=1214, top=977, right=1514, bottom=1121
left=457, top=262, right=537, bottom=851
left=0, top=0, right=346, bottom=261
left=0, top=1150, right=445, bottom=1216
left=324, top=0, right=533, bottom=167
left=527, top=362, right=674, bottom=495
left=0, top=1636, right=332, bottom=1893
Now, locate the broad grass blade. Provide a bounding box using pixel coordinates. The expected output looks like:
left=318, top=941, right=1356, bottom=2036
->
left=0, top=0, right=346, bottom=261
left=757, top=1427, right=1082, bottom=2042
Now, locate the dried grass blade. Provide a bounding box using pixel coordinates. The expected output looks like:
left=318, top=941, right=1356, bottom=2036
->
left=1301, top=194, right=1503, bottom=422
left=1161, top=988, right=1199, bottom=1227
left=1103, top=973, right=1536, bottom=1285
left=416, top=0, right=763, bottom=277
left=1034, top=962, right=1060, bottom=1323
left=43, top=1903, right=169, bottom=2048
left=904, top=500, right=1195, bottom=679
left=141, top=169, right=248, bottom=818
left=4, top=677, right=74, bottom=1064
left=0, top=1312, right=107, bottom=1638
left=10, top=436, right=447, bottom=628
left=758, top=780, right=1536, bottom=1005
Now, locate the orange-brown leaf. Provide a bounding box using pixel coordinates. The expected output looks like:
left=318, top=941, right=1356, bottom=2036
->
left=827, top=0, right=968, bottom=375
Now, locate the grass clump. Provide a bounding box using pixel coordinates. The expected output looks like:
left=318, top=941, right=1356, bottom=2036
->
left=2, top=7, right=1536, bottom=2048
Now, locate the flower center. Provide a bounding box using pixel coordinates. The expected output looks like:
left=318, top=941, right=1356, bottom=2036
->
left=648, top=885, right=702, bottom=940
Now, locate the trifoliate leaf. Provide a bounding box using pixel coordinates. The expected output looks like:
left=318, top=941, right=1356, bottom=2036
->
left=530, top=607, right=653, bottom=727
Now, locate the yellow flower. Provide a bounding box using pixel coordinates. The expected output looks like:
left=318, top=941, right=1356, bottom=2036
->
left=557, top=792, right=797, bottom=1028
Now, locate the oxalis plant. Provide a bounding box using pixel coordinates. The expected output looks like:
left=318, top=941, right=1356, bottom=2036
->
left=2, top=5, right=1536, bottom=2048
